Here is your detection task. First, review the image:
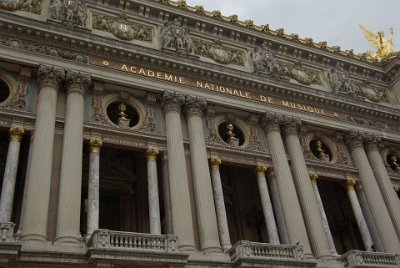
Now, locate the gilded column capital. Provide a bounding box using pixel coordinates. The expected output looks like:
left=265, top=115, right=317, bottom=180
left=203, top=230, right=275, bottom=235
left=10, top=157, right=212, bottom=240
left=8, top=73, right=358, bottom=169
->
left=261, top=112, right=284, bottom=133
left=210, top=157, right=222, bottom=170
left=364, top=134, right=382, bottom=152
left=394, top=186, right=400, bottom=192
left=345, top=130, right=366, bottom=149
left=146, top=147, right=159, bottom=161
left=184, top=95, right=207, bottom=116
left=65, top=70, right=91, bottom=94
left=89, top=139, right=103, bottom=153
left=255, top=165, right=267, bottom=177
left=37, top=64, right=64, bottom=88
left=345, top=179, right=357, bottom=191
left=282, top=116, right=301, bottom=137
left=9, top=127, right=24, bottom=142
left=309, top=172, right=318, bottom=184
left=161, top=90, right=185, bottom=113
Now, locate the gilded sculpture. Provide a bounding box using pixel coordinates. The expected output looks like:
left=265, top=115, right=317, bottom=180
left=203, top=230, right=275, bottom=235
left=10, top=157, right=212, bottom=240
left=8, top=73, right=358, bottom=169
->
left=359, top=25, right=396, bottom=62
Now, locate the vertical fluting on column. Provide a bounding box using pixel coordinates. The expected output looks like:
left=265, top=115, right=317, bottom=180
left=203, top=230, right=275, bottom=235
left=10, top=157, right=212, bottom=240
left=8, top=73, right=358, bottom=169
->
left=345, top=179, right=373, bottom=250
left=255, top=165, right=280, bottom=245
left=282, top=117, right=332, bottom=258
left=210, top=157, right=231, bottom=251
left=146, top=147, right=161, bottom=235
left=161, top=153, right=172, bottom=234
left=309, top=172, right=337, bottom=254
left=55, top=71, right=91, bottom=245
left=161, top=90, right=195, bottom=251
left=266, top=168, right=289, bottom=244
left=86, top=138, right=102, bottom=238
left=22, top=65, right=64, bottom=242
left=261, top=112, right=312, bottom=256
left=0, top=127, right=24, bottom=222
left=185, top=95, right=221, bottom=253
left=355, top=184, right=384, bottom=252
left=346, top=130, right=400, bottom=253
left=365, top=137, right=400, bottom=237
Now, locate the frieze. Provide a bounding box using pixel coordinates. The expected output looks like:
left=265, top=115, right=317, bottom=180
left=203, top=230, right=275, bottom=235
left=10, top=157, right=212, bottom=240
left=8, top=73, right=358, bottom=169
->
left=192, top=39, right=245, bottom=66
left=92, top=13, right=152, bottom=42
left=0, top=0, right=42, bottom=14
left=49, top=0, right=87, bottom=28
left=0, top=36, right=88, bottom=63
left=281, top=61, right=322, bottom=85
left=160, top=17, right=193, bottom=55
left=251, top=42, right=285, bottom=80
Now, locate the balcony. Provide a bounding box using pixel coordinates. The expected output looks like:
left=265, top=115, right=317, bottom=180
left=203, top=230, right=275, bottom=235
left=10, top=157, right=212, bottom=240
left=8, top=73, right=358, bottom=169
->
left=228, top=240, right=317, bottom=267
left=87, top=229, right=188, bottom=267
left=339, top=250, right=400, bottom=268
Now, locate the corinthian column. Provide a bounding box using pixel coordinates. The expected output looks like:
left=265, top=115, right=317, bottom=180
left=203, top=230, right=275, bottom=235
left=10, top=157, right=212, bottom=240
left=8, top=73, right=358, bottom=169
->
left=365, top=136, right=400, bottom=237
left=185, top=95, right=221, bottom=253
left=261, top=112, right=312, bottom=256
left=345, top=179, right=373, bottom=250
left=282, top=118, right=332, bottom=258
left=309, top=172, right=337, bottom=254
left=146, top=147, right=161, bottom=235
left=161, top=91, right=195, bottom=251
left=346, top=131, right=400, bottom=253
left=0, top=127, right=24, bottom=222
left=21, top=65, right=64, bottom=243
left=255, top=165, right=280, bottom=244
left=86, top=138, right=102, bottom=238
left=55, top=71, right=90, bottom=245
left=210, top=157, right=231, bottom=251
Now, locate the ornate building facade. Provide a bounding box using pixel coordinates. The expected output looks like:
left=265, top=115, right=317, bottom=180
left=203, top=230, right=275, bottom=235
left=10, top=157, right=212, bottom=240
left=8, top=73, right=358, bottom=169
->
left=0, top=0, right=400, bottom=267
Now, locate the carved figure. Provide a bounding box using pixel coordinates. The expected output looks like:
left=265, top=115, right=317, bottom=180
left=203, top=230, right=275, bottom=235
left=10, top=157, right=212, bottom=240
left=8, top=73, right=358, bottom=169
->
left=359, top=25, right=396, bottom=62
left=226, top=123, right=235, bottom=138
left=0, top=0, right=42, bottom=14
left=389, top=154, right=400, bottom=172
left=328, top=66, right=355, bottom=95
left=315, top=140, right=329, bottom=162
left=160, top=18, right=193, bottom=55
left=118, top=103, right=127, bottom=119
left=49, top=0, right=87, bottom=27
left=49, top=0, right=62, bottom=19
left=251, top=42, right=282, bottom=78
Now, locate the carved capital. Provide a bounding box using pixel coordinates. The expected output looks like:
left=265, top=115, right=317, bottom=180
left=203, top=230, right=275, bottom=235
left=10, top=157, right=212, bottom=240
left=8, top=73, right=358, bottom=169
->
left=37, top=65, right=64, bottom=88
left=184, top=95, right=207, bottom=116
left=161, top=90, right=185, bottom=113
left=282, top=116, right=301, bottom=137
left=364, top=134, right=382, bottom=152
left=65, top=70, right=91, bottom=94
left=261, top=112, right=283, bottom=132
left=9, top=126, right=24, bottom=142
left=146, top=147, right=159, bottom=161
left=345, top=130, right=366, bottom=149
left=89, top=139, right=103, bottom=153
left=394, top=186, right=400, bottom=193
left=255, top=165, right=267, bottom=177
left=345, top=179, right=357, bottom=191
left=309, top=172, right=318, bottom=184
left=210, top=157, right=221, bottom=170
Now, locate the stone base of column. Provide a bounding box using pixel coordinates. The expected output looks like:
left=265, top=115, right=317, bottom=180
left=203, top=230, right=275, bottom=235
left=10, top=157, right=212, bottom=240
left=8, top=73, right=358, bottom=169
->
left=20, top=233, right=48, bottom=244
left=53, top=236, right=84, bottom=246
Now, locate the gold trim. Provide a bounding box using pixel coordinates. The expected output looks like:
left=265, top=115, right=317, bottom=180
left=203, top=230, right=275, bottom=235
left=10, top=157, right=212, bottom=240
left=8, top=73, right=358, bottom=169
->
left=309, top=172, right=318, bottom=184
left=146, top=147, right=159, bottom=161
left=345, top=179, right=357, bottom=191
left=9, top=127, right=24, bottom=142
left=255, top=165, right=267, bottom=177
left=210, top=157, right=221, bottom=170
left=89, top=139, right=103, bottom=153
left=394, top=186, right=400, bottom=193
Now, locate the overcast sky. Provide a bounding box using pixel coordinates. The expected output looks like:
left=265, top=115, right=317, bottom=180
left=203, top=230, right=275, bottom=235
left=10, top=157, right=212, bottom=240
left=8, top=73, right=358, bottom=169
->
left=187, top=0, right=399, bottom=54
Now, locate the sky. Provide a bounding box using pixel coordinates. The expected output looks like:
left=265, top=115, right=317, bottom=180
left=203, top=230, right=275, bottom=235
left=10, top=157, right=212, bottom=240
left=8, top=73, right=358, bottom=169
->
left=186, top=0, right=400, bottom=54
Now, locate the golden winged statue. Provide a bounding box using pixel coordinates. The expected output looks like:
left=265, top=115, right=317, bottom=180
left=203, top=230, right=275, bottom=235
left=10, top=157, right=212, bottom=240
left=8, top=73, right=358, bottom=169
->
left=359, top=25, right=396, bottom=62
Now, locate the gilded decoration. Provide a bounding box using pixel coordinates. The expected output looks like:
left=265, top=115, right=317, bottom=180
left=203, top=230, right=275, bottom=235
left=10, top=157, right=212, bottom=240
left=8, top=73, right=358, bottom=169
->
left=255, top=165, right=267, bottom=177
left=210, top=157, right=221, bottom=170
left=359, top=25, right=397, bottom=62
left=309, top=172, right=318, bottom=184
left=146, top=147, right=159, bottom=161
left=89, top=139, right=102, bottom=153
left=160, top=18, right=193, bottom=56
left=92, top=14, right=152, bottom=42
left=251, top=42, right=285, bottom=80
left=0, top=0, right=42, bottom=15
left=192, top=39, right=245, bottom=65
left=9, top=126, right=24, bottom=142
left=49, top=0, right=87, bottom=28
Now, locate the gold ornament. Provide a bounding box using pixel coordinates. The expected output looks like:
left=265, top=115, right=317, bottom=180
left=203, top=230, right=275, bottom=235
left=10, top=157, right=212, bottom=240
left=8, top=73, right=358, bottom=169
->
left=146, top=147, right=159, bottom=161
left=90, top=139, right=103, bottom=153
left=359, top=25, right=396, bottom=62
left=9, top=127, right=24, bottom=142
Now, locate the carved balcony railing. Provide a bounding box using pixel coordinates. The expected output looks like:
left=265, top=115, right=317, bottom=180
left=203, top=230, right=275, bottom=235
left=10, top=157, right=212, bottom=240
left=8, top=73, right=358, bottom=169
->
left=339, top=250, right=400, bottom=268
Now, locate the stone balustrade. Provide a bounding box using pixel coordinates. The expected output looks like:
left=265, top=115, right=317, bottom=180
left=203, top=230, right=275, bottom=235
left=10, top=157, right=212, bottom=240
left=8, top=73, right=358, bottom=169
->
left=339, top=250, right=400, bottom=267
left=88, top=229, right=178, bottom=253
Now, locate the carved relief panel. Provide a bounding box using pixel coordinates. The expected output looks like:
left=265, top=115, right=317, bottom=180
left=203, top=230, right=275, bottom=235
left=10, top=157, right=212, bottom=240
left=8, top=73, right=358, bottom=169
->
left=49, top=0, right=87, bottom=27
left=0, top=0, right=42, bottom=14
left=192, top=39, right=245, bottom=66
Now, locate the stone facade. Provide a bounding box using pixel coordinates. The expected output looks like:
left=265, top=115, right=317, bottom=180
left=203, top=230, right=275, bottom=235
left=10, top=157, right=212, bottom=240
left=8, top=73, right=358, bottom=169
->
left=0, top=0, right=400, bottom=268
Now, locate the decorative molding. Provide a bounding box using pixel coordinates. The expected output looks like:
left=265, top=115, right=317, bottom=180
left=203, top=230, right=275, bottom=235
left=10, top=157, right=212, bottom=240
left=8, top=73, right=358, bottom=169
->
left=140, top=93, right=156, bottom=133
left=184, top=95, right=206, bottom=116
left=65, top=70, right=91, bottom=93
left=281, top=61, right=322, bottom=85
left=161, top=90, right=185, bottom=113
left=91, top=82, right=109, bottom=125
left=192, top=39, right=245, bottom=66
left=37, top=64, right=64, bottom=88
left=0, top=0, right=43, bottom=14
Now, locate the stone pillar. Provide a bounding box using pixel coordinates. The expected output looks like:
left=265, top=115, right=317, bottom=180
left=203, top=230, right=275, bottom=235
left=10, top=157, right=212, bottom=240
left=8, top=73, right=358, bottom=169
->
left=0, top=127, right=24, bottom=222
left=309, top=172, right=337, bottom=254
left=261, top=112, right=312, bottom=256
left=210, top=157, right=231, bottom=251
left=346, top=131, right=400, bottom=253
left=355, top=184, right=384, bottom=252
left=146, top=147, right=161, bottom=235
left=21, top=65, right=64, bottom=242
left=255, top=165, right=280, bottom=245
left=184, top=95, right=221, bottom=253
left=161, top=91, right=195, bottom=251
left=86, top=138, right=102, bottom=238
left=365, top=137, right=400, bottom=237
left=161, top=153, right=172, bottom=234
left=55, top=71, right=90, bottom=245
left=282, top=117, right=332, bottom=258
left=345, top=179, right=373, bottom=250
left=266, top=168, right=289, bottom=244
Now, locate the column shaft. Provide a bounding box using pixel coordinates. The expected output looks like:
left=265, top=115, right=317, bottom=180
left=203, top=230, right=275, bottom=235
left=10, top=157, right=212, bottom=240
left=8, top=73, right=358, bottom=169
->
left=161, top=154, right=172, bottom=234
left=22, top=65, right=63, bottom=242
left=0, top=127, right=24, bottom=222
left=146, top=148, right=161, bottom=235
left=185, top=96, right=220, bottom=252
left=210, top=157, right=231, bottom=251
